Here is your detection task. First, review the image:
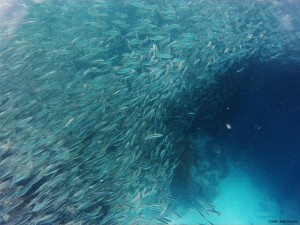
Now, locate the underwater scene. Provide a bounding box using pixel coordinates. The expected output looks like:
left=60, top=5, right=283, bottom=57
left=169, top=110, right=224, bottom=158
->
left=0, top=0, right=300, bottom=224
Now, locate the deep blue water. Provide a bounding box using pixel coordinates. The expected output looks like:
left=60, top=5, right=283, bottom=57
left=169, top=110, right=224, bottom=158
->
left=218, top=61, right=300, bottom=216
left=171, top=59, right=300, bottom=222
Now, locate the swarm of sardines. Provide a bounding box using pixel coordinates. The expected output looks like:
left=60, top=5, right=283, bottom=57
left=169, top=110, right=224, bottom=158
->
left=0, top=0, right=297, bottom=224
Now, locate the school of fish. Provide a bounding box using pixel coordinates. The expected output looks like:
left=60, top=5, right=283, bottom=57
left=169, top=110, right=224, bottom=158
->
left=0, top=0, right=298, bottom=224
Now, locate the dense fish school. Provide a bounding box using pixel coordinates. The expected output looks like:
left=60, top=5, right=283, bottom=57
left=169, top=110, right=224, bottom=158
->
left=0, top=0, right=299, bottom=224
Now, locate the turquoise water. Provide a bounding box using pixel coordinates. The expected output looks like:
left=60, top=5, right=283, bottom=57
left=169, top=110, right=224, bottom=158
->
left=0, top=0, right=299, bottom=224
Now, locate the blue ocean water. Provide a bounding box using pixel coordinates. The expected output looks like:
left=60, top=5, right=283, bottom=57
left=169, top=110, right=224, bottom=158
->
left=223, top=61, right=300, bottom=218
left=171, top=60, right=300, bottom=224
